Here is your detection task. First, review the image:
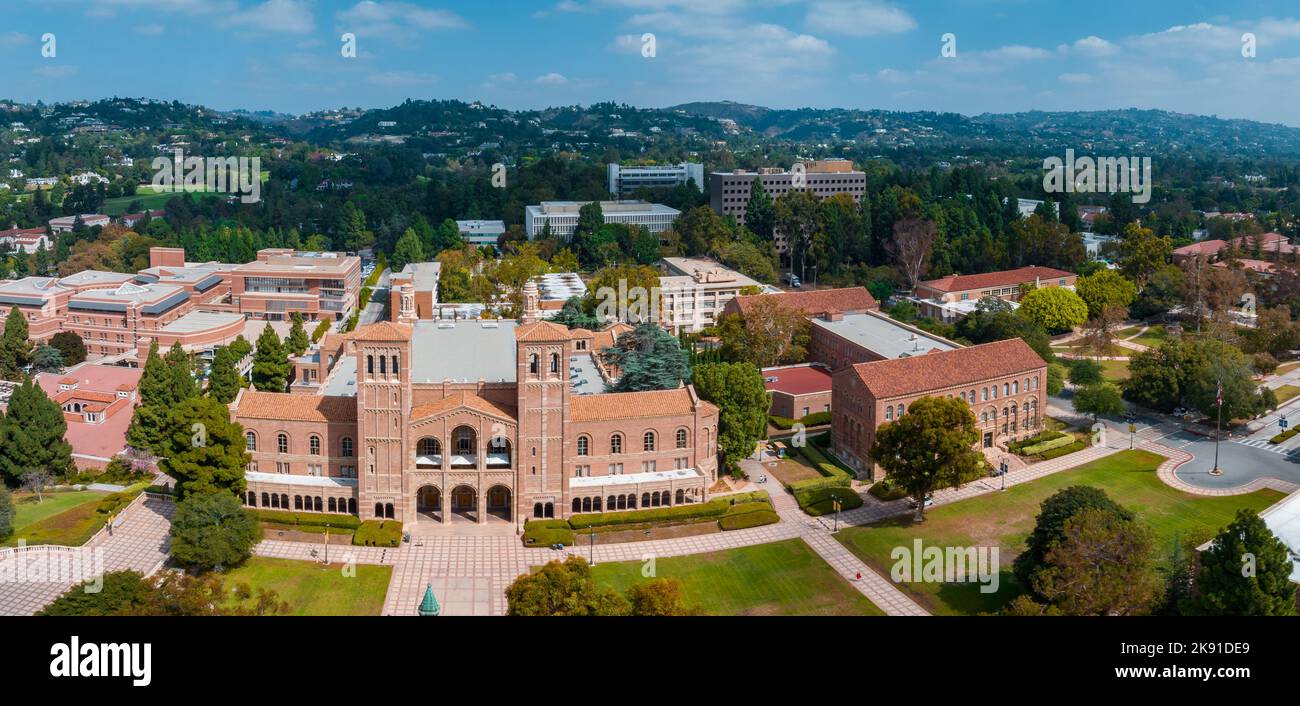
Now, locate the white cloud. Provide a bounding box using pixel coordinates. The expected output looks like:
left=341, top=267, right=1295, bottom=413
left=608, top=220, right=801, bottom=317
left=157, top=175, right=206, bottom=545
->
left=1068, top=35, right=1116, bottom=56
left=804, top=0, right=915, bottom=37
left=1058, top=72, right=1093, bottom=84
left=534, top=72, right=570, bottom=85
left=221, top=0, right=316, bottom=35
left=0, top=32, right=31, bottom=48
left=337, top=1, right=469, bottom=43
left=133, top=24, right=167, bottom=36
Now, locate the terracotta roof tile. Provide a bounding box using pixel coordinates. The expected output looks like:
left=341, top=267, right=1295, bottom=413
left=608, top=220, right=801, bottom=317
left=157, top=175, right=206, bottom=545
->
left=515, top=320, right=572, bottom=341
left=571, top=387, right=707, bottom=421
left=724, top=287, right=877, bottom=318
left=342, top=321, right=411, bottom=342
left=234, top=390, right=357, bottom=422
left=918, top=266, right=1075, bottom=294
left=845, top=339, right=1046, bottom=399
left=763, top=365, right=833, bottom=396
left=411, top=391, right=517, bottom=421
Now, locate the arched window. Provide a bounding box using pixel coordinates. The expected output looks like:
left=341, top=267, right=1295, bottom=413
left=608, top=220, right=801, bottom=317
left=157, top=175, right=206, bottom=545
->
left=391, top=355, right=399, bottom=376
left=676, top=489, right=685, bottom=505
left=885, top=407, right=893, bottom=421
left=577, top=436, right=589, bottom=456
left=1031, top=376, right=1038, bottom=391
left=384, top=503, right=394, bottom=519
left=643, top=431, right=656, bottom=452
left=366, top=355, right=373, bottom=375
left=534, top=503, right=544, bottom=518
left=348, top=499, right=357, bottom=515
left=960, top=391, right=967, bottom=402
left=379, top=355, right=387, bottom=375
left=294, top=495, right=303, bottom=510
left=1012, top=381, right=1018, bottom=394
left=676, top=429, right=688, bottom=449
left=641, top=492, right=651, bottom=507
left=550, top=353, right=559, bottom=374
left=245, top=431, right=257, bottom=451
left=277, top=433, right=289, bottom=454
left=262, top=492, right=270, bottom=507
left=529, top=353, right=539, bottom=375
left=374, top=502, right=384, bottom=518
left=1003, top=383, right=1010, bottom=396
left=582, top=497, right=592, bottom=512
left=897, top=404, right=905, bottom=417
left=610, top=433, right=623, bottom=454
left=309, top=435, right=321, bottom=455
left=593, top=497, right=602, bottom=512
left=341, top=437, right=354, bottom=457
left=419, top=437, right=442, bottom=457
left=544, top=502, right=553, bottom=518
left=627, top=494, right=636, bottom=509
left=328, top=497, right=338, bottom=513
left=572, top=498, right=582, bottom=513
left=246, top=491, right=256, bottom=506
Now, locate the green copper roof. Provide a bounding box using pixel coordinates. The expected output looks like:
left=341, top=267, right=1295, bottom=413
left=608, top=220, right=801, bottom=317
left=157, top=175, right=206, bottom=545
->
left=418, top=584, right=440, bottom=616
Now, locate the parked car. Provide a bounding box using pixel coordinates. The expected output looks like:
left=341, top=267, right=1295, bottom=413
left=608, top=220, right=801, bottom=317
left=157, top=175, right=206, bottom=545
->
left=1171, top=407, right=1188, bottom=419
left=909, top=494, right=934, bottom=509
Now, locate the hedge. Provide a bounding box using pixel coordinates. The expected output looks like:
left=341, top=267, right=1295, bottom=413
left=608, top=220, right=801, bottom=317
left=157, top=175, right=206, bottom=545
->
left=770, top=411, right=832, bottom=430
left=565, top=491, right=770, bottom=531
left=523, top=519, right=575, bottom=547
left=1008, top=430, right=1068, bottom=453
left=867, top=479, right=908, bottom=501
left=1271, top=428, right=1299, bottom=445
left=254, top=510, right=360, bottom=531
left=769, top=415, right=796, bottom=430
left=796, top=486, right=864, bottom=516
left=719, top=509, right=780, bottom=530
left=1035, top=440, right=1088, bottom=460
left=1017, top=434, right=1076, bottom=456
left=353, top=520, right=402, bottom=547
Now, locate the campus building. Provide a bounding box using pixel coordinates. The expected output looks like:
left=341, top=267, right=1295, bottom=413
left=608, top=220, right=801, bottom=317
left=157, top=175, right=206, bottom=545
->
left=228, top=248, right=362, bottom=322
left=910, top=266, right=1077, bottom=323
left=659, top=257, right=763, bottom=334
left=830, top=339, right=1049, bottom=480
left=709, top=159, right=866, bottom=252
left=607, top=162, right=704, bottom=195
left=34, top=364, right=143, bottom=470
left=456, top=220, right=506, bottom=247
left=524, top=200, right=680, bottom=240
left=232, top=282, right=720, bottom=530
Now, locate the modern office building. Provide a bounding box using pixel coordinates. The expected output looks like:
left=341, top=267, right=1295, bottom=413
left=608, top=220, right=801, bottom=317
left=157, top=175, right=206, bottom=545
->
left=607, top=162, right=704, bottom=195
left=658, top=257, right=762, bottom=334
left=524, top=200, right=680, bottom=240
left=228, top=248, right=362, bottom=322
left=456, top=220, right=506, bottom=247
left=709, top=159, right=866, bottom=252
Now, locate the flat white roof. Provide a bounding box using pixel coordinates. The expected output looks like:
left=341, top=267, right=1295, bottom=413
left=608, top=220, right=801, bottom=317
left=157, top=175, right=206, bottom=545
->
left=569, top=467, right=701, bottom=488
left=1259, top=490, right=1300, bottom=583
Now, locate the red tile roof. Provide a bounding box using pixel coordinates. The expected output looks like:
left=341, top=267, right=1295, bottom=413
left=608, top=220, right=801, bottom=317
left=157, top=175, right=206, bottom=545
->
left=411, top=391, right=517, bottom=421
left=763, top=365, right=832, bottom=396
left=516, top=320, right=572, bottom=341
left=724, top=287, right=878, bottom=318
left=918, top=266, right=1074, bottom=294
left=343, top=321, right=411, bottom=342
left=845, top=338, right=1046, bottom=399
left=233, top=390, right=357, bottom=422
left=570, top=387, right=715, bottom=421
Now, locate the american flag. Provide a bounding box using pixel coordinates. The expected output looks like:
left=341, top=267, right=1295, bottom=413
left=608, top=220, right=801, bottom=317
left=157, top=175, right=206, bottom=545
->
left=1215, top=379, right=1223, bottom=407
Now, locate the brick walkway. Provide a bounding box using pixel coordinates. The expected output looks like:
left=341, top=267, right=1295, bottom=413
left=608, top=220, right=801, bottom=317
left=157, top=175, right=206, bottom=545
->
left=0, top=495, right=174, bottom=616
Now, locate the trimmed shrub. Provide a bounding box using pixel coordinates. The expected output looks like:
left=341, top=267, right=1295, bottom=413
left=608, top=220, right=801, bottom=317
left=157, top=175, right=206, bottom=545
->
left=788, top=473, right=852, bottom=495
left=867, top=479, right=908, bottom=501
left=800, top=411, right=831, bottom=427
left=567, top=491, right=770, bottom=530
left=1271, top=428, right=1299, bottom=445
left=796, top=487, right=863, bottom=516
left=769, top=415, right=796, bottom=430
left=1018, top=434, right=1076, bottom=456
left=254, top=510, right=360, bottom=531
left=523, top=519, right=574, bottom=547
left=1035, top=440, right=1088, bottom=460
left=353, top=520, right=402, bottom=547
left=1008, top=430, right=1068, bottom=453
left=719, top=509, right=779, bottom=530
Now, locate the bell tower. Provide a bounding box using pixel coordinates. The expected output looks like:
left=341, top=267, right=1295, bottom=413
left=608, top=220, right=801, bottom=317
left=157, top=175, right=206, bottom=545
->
left=347, top=322, right=413, bottom=521
left=515, top=320, right=571, bottom=523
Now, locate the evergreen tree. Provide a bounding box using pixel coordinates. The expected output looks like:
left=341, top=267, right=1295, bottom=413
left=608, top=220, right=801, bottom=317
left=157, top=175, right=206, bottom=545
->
left=157, top=396, right=250, bottom=500
left=1186, top=509, right=1296, bottom=616
left=0, top=485, right=12, bottom=541
left=49, top=331, right=87, bottom=366
left=745, top=177, right=776, bottom=242
left=0, top=379, right=74, bottom=483
left=206, top=345, right=241, bottom=404
left=169, top=491, right=262, bottom=570
left=603, top=324, right=691, bottom=392
left=391, top=227, right=425, bottom=270
left=0, top=306, right=30, bottom=379
left=692, top=362, right=769, bottom=474
left=163, top=342, right=200, bottom=403
left=30, top=344, right=64, bottom=373
left=285, top=313, right=309, bottom=357
left=251, top=323, right=290, bottom=392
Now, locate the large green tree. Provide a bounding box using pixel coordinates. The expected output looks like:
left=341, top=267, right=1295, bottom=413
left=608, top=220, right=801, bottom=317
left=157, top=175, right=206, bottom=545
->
left=157, top=396, right=250, bottom=500
left=1017, top=286, right=1088, bottom=333
left=692, top=362, right=769, bottom=474
left=0, top=379, right=74, bottom=483
left=168, top=490, right=262, bottom=570
left=251, top=323, right=291, bottom=392
left=603, top=324, right=690, bottom=392
left=1186, top=509, right=1296, bottom=616
left=1027, top=507, right=1162, bottom=616
left=206, top=344, right=242, bottom=404
left=715, top=299, right=810, bottom=368
left=391, top=226, right=425, bottom=271
left=1072, top=382, right=1125, bottom=421
left=1075, top=269, right=1137, bottom=318
left=0, top=485, right=14, bottom=541
left=285, top=313, right=309, bottom=357
left=1014, top=485, right=1135, bottom=590
left=869, top=396, right=984, bottom=521
left=0, top=305, right=30, bottom=379
left=744, top=177, right=776, bottom=243
left=505, top=556, right=628, bottom=616
left=49, top=331, right=87, bottom=366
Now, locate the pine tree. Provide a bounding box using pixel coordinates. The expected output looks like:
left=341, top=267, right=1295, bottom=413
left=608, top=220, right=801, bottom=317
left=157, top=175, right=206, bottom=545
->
left=285, top=313, right=309, bottom=357
left=251, top=323, right=290, bottom=392
left=1186, top=509, right=1296, bottom=615
left=745, top=177, right=776, bottom=242
left=157, top=396, right=250, bottom=500
left=163, top=342, right=199, bottom=402
left=0, top=306, right=30, bottom=379
left=0, top=379, right=74, bottom=484
left=391, top=227, right=425, bottom=270
left=206, top=345, right=241, bottom=404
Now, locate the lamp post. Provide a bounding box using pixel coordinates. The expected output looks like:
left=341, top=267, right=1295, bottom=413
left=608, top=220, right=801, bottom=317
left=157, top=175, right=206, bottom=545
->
left=999, top=459, right=1008, bottom=491
left=1129, top=422, right=1136, bottom=450
left=588, top=524, right=595, bottom=567
left=831, top=495, right=841, bottom=533
left=324, top=522, right=330, bottom=564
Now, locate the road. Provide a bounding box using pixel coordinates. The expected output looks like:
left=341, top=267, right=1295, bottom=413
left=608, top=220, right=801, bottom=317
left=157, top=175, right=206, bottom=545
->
left=358, top=267, right=390, bottom=326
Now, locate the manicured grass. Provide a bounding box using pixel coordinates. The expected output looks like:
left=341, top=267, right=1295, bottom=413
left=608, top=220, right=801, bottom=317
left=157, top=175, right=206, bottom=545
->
left=10, top=490, right=108, bottom=533
left=3, top=493, right=123, bottom=548
left=591, top=538, right=884, bottom=616
left=101, top=190, right=176, bottom=215
left=1116, top=325, right=1144, bottom=339
left=835, top=450, right=1284, bottom=616
left=1129, top=326, right=1169, bottom=349
left=1274, top=384, right=1300, bottom=404
left=1276, top=361, right=1300, bottom=375
left=1099, top=358, right=1131, bottom=381
left=220, top=557, right=392, bottom=616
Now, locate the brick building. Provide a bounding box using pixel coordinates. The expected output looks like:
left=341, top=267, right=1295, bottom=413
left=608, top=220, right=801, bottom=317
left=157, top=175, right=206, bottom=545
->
left=831, top=339, right=1048, bottom=480
left=910, top=266, right=1077, bottom=323
left=232, top=282, right=719, bottom=532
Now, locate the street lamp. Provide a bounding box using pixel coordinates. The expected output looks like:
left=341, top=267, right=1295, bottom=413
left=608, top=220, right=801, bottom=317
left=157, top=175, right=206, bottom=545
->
left=831, top=493, right=841, bottom=533
left=324, top=522, right=330, bottom=564
left=999, top=459, right=1008, bottom=491
left=588, top=524, right=596, bottom=567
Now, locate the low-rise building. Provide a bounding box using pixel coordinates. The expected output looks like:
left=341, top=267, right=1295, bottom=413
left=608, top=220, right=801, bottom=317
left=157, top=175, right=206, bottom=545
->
left=911, top=266, right=1077, bottom=323
left=48, top=214, right=110, bottom=234
left=524, top=200, right=680, bottom=240
left=34, top=364, right=144, bottom=470
left=831, top=339, right=1048, bottom=480
left=456, top=220, right=506, bottom=247
left=659, top=257, right=762, bottom=333
left=229, top=248, right=362, bottom=322
left=0, top=226, right=49, bottom=253
left=608, top=162, right=704, bottom=195
left=763, top=364, right=832, bottom=421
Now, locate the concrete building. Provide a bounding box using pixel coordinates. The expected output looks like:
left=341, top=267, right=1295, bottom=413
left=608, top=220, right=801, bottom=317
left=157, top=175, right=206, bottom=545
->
left=388, top=262, right=441, bottom=320
left=48, top=214, right=110, bottom=234
left=910, top=266, right=1077, bottom=323
left=831, top=339, right=1048, bottom=480
left=231, top=285, right=720, bottom=531
left=0, top=226, right=49, bottom=254
left=229, top=248, right=362, bottom=322
left=524, top=200, right=680, bottom=240
left=709, top=159, right=866, bottom=252
left=456, top=220, right=506, bottom=247
left=808, top=309, right=960, bottom=373
left=659, top=257, right=762, bottom=334
left=608, top=162, right=704, bottom=195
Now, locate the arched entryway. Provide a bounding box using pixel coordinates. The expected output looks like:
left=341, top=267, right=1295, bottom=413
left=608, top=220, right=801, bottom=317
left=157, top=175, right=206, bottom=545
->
left=450, top=485, right=477, bottom=520
left=416, top=485, right=441, bottom=521
left=486, top=485, right=512, bottom=521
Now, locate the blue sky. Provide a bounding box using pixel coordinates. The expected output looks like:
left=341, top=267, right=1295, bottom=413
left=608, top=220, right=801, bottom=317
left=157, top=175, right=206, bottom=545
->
left=2, top=0, right=1300, bottom=125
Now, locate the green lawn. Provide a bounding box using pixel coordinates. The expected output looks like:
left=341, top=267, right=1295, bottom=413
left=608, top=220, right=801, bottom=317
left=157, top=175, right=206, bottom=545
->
left=1276, top=361, right=1300, bottom=375
left=1099, top=358, right=1131, bottom=381
left=591, top=538, right=884, bottom=616
left=1274, top=384, right=1300, bottom=404
left=4, top=491, right=118, bottom=547
left=102, top=190, right=177, bottom=216
left=10, top=490, right=108, bottom=532
left=835, top=450, right=1284, bottom=616
left=1128, top=326, right=1169, bottom=349
left=220, top=557, right=392, bottom=616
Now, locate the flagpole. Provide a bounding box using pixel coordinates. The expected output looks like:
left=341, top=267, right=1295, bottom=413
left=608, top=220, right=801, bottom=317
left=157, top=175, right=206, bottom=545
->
left=1211, top=378, right=1223, bottom=476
